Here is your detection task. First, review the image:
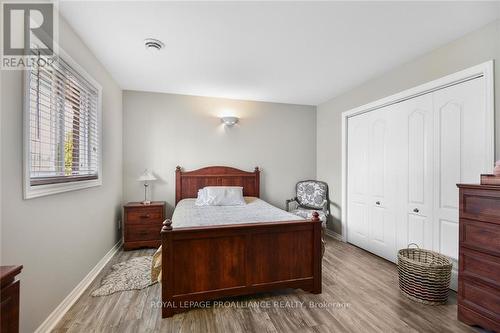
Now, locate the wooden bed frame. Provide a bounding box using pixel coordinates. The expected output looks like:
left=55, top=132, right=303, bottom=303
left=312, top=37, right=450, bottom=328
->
left=161, top=166, right=322, bottom=318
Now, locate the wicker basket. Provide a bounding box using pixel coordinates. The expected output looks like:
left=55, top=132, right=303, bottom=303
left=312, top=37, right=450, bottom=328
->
left=397, top=244, right=452, bottom=305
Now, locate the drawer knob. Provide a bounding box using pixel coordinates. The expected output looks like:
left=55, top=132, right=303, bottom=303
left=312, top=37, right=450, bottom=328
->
left=140, top=214, right=150, bottom=219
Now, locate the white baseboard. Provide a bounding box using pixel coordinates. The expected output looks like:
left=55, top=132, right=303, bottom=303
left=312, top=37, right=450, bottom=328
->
left=324, top=228, right=343, bottom=241
left=35, top=240, right=122, bottom=333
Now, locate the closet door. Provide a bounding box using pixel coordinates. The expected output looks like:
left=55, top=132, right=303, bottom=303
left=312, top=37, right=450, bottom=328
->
left=347, top=112, right=371, bottom=252
left=367, top=106, right=397, bottom=262
left=393, top=94, right=434, bottom=252
left=432, top=78, right=488, bottom=264
left=347, top=107, right=396, bottom=262
left=346, top=74, right=492, bottom=281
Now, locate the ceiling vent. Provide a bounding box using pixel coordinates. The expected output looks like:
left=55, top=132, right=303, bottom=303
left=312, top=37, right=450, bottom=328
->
left=144, top=38, right=164, bottom=51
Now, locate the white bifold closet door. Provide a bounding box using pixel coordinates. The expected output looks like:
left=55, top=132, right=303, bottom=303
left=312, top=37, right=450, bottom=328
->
left=431, top=78, right=487, bottom=282
left=393, top=93, right=434, bottom=253
left=347, top=105, right=397, bottom=262
left=347, top=77, right=490, bottom=282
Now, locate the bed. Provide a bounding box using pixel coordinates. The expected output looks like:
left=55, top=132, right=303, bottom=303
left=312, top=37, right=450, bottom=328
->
left=160, top=166, right=322, bottom=318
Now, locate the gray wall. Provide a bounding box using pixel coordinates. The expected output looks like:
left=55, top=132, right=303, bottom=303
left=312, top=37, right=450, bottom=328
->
left=0, top=17, right=123, bottom=333
left=317, top=19, right=500, bottom=235
left=123, top=91, right=316, bottom=215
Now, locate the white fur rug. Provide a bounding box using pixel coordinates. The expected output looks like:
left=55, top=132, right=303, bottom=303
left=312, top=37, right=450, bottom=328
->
left=91, top=256, right=156, bottom=297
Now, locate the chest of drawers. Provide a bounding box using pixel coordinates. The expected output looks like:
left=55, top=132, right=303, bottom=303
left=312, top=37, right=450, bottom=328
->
left=457, top=184, right=500, bottom=332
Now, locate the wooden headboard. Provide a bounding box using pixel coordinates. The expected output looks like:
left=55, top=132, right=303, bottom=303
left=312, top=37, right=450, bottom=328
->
left=175, top=166, right=260, bottom=204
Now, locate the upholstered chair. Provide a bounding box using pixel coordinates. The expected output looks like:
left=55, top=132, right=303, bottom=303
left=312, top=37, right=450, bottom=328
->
left=286, top=180, right=329, bottom=256
left=286, top=180, right=330, bottom=225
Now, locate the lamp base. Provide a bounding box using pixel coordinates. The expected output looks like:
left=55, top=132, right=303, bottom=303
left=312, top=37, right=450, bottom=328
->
left=141, top=200, right=152, bottom=205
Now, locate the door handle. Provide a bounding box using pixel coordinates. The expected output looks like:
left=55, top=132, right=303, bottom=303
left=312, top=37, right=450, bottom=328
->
left=375, top=201, right=381, bottom=206
left=413, top=208, right=420, bottom=213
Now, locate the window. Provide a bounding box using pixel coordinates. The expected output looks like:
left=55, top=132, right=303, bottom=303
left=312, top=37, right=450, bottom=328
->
left=24, top=51, right=102, bottom=199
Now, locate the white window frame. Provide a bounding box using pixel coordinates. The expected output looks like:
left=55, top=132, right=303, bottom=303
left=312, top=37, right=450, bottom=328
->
left=23, top=48, right=103, bottom=199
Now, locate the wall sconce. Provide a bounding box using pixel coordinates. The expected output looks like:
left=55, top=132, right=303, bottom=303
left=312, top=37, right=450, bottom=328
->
left=220, top=116, right=239, bottom=127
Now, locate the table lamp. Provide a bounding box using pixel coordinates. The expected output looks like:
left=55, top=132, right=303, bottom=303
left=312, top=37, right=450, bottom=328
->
left=137, top=169, right=157, bottom=205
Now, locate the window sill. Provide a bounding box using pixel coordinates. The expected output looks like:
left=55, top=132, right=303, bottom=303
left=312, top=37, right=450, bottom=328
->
left=24, top=178, right=102, bottom=199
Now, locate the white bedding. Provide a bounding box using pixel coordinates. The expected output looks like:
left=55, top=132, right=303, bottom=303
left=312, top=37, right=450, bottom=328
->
left=172, top=197, right=304, bottom=228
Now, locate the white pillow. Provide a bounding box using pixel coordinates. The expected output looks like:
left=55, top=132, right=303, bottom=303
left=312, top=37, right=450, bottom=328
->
left=195, top=189, right=209, bottom=206
left=203, top=186, right=246, bottom=206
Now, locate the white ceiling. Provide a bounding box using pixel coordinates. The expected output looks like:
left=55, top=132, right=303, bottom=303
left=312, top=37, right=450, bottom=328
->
left=60, top=1, right=500, bottom=105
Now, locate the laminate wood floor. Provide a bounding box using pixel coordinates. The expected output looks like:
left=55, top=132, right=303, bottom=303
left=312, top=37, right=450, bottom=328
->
left=53, top=238, right=478, bottom=333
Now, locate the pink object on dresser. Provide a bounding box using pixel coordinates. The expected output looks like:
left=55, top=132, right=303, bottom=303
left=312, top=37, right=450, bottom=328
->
left=494, top=160, right=500, bottom=176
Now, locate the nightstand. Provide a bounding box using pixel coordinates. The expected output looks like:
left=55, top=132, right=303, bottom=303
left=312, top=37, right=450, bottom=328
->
left=123, top=201, right=165, bottom=250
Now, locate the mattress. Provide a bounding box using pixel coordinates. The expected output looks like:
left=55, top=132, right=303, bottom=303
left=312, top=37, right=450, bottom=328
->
left=172, top=197, right=304, bottom=228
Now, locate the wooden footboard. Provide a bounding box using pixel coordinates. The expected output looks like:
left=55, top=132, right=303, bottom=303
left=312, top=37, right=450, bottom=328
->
left=161, top=212, right=322, bottom=318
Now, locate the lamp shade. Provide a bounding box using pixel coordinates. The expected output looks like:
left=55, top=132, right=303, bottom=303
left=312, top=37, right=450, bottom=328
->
left=137, top=169, right=157, bottom=182
left=220, top=116, right=239, bottom=127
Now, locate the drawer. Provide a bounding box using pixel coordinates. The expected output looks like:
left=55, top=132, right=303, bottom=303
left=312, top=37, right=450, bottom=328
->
left=125, top=225, right=161, bottom=241
left=460, top=247, right=500, bottom=289
left=461, top=189, right=500, bottom=224
left=460, top=278, right=500, bottom=323
left=460, top=219, right=500, bottom=256
left=126, top=207, right=163, bottom=224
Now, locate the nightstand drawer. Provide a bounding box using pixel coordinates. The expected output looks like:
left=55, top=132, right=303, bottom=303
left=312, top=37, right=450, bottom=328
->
left=126, top=207, right=163, bottom=224
left=126, top=225, right=161, bottom=241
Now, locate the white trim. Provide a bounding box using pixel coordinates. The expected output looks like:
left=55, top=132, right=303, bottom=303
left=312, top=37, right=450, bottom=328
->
left=324, top=228, right=343, bottom=241
left=34, top=240, right=122, bottom=333
left=341, top=107, right=348, bottom=242
left=341, top=60, right=495, bottom=245
left=23, top=46, right=103, bottom=199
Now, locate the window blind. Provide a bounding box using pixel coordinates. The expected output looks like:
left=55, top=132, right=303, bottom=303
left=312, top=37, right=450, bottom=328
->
left=28, top=54, right=99, bottom=186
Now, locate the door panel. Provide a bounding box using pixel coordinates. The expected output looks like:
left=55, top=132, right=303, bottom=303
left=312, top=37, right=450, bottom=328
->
left=350, top=202, right=369, bottom=239
left=368, top=108, right=396, bottom=261
left=347, top=112, right=371, bottom=250
left=407, top=215, right=432, bottom=249
left=408, top=110, right=426, bottom=205
left=432, top=78, right=488, bottom=289
left=371, top=207, right=385, bottom=243
left=439, top=102, right=461, bottom=211
left=433, top=78, right=487, bottom=262
left=393, top=94, right=434, bottom=252
left=370, top=118, right=386, bottom=198
left=440, top=219, right=459, bottom=259
left=347, top=107, right=396, bottom=262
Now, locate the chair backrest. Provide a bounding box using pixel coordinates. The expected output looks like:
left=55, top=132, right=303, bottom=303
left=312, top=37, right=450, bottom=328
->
left=296, top=180, right=329, bottom=209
